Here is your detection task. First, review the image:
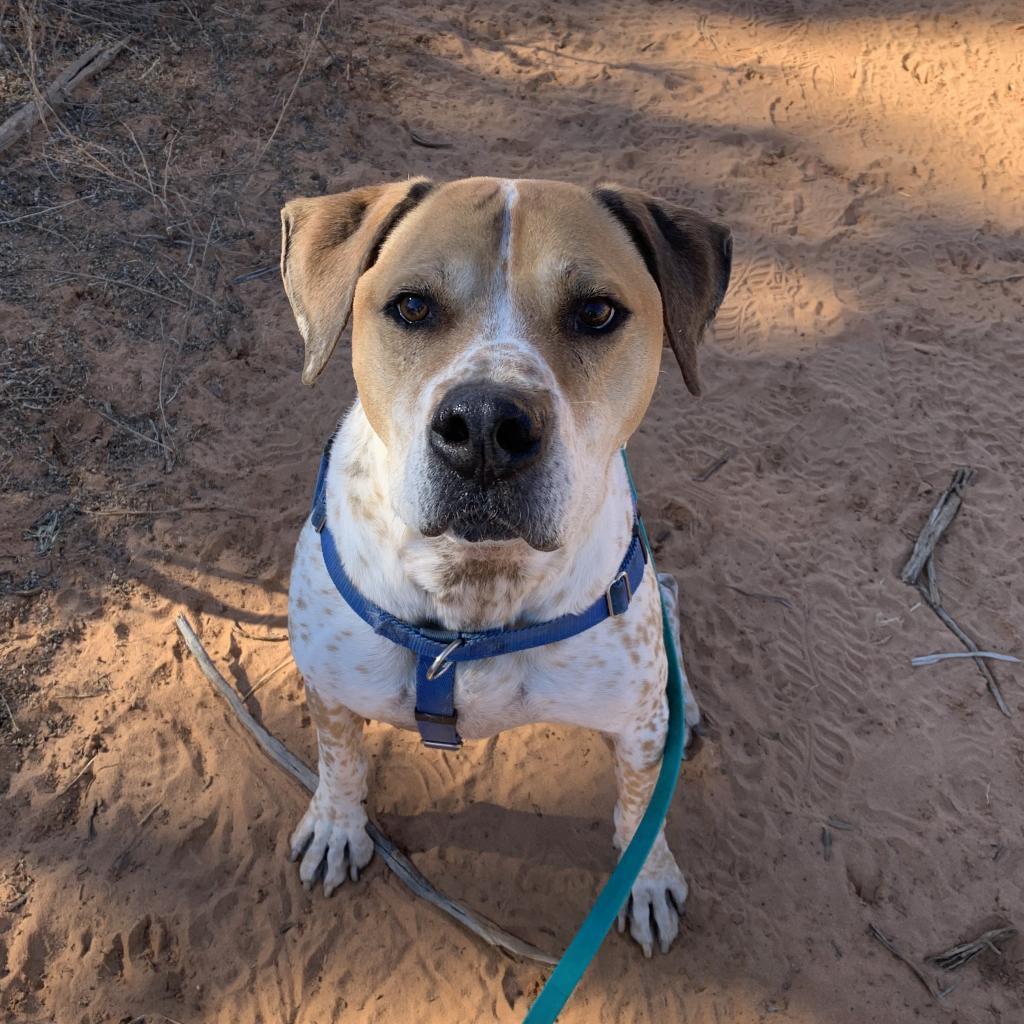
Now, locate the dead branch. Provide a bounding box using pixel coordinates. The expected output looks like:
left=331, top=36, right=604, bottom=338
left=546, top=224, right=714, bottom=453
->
left=239, top=654, right=293, bottom=702
left=900, top=469, right=974, bottom=585
left=693, top=446, right=736, bottom=482
left=900, top=470, right=1011, bottom=716
left=247, top=0, right=338, bottom=177
left=84, top=504, right=258, bottom=518
left=0, top=39, right=127, bottom=156
left=725, top=584, right=793, bottom=610
left=927, top=925, right=1017, bottom=971
left=233, top=622, right=289, bottom=643
left=916, top=579, right=1011, bottom=717
left=869, top=924, right=951, bottom=1000
left=174, top=614, right=557, bottom=966
left=979, top=273, right=1024, bottom=285
left=409, top=128, right=453, bottom=149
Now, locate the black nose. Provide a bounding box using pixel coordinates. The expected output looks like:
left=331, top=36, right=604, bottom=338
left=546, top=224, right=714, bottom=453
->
left=429, top=384, right=548, bottom=484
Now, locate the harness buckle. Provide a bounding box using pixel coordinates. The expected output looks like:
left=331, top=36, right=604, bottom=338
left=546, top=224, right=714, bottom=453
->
left=605, top=570, right=633, bottom=616
left=425, top=638, right=463, bottom=681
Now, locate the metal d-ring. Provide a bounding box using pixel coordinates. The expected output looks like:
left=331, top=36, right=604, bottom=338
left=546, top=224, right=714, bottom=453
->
left=425, top=638, right=463, bottom=680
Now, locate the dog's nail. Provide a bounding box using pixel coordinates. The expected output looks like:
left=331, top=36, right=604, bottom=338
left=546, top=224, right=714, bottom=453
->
left=642, top=942, right=653, bottom=959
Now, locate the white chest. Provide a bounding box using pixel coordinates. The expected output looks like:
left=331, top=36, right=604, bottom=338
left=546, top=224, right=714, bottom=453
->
left=287, top=520, right=664, bottom=740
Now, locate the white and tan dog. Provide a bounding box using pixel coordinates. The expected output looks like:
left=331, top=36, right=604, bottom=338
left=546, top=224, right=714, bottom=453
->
left=281, top=177, right=731, bottom=956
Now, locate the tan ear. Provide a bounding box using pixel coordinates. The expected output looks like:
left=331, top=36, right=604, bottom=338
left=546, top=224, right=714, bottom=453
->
left=594, top=186, right=732, bottom=396
left=280, top=178, right=433, bottom=384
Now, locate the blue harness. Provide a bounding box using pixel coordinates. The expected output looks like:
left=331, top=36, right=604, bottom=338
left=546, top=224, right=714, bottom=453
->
left=309, top=439, right=648, bottom=750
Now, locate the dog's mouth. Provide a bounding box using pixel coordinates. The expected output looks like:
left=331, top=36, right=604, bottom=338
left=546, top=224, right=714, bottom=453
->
left=419, top=479, right=562, bottom=552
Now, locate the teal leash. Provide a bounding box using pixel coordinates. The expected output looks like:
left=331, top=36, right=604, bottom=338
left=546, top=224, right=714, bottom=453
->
left=522, top=450, right=686, bottom=1023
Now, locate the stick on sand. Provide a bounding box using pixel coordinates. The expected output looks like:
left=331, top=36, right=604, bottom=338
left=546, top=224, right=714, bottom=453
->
left=175, top=614, right=558, bottom=965
left=900, top=469, right=1011, bottom=716
left=869, top=924, right=951, bottom=1000
left=0, top=40, right=127, bottom=156
left=900, top=469, right=974, bottom=586
left=927, top=925, right=1018, bottom=971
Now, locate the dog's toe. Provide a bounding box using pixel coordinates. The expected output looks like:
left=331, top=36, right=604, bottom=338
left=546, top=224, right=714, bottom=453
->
left=624, top=867, right=688, bottom=956
left=290, top=801, right=374, bottom=895
left=322, top=824, right=374, bottom=894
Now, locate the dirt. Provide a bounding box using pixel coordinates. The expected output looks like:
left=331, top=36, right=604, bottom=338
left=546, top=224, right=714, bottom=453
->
left=1, top=1, right=1023, bottom=1022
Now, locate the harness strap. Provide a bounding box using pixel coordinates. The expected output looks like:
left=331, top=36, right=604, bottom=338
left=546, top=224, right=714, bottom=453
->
left=311, top=439, right=647, bottom=749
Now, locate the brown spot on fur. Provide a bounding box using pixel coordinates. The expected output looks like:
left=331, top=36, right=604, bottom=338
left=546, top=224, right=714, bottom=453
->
left=346, top=457, right=370, bottom=479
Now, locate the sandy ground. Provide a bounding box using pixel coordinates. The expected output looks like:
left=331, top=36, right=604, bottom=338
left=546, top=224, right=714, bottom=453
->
left=2, top=1, right=1024, bottom=1021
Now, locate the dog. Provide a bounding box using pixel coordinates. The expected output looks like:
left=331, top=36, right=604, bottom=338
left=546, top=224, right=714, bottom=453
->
left=281, top=177, right=731, bottom=956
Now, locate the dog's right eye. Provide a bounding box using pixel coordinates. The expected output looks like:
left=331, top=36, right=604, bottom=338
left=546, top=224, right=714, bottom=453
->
left=394, top=293, right=431, bottom=324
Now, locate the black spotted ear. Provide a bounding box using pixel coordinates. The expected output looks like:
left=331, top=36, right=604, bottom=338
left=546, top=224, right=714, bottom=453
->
left=594, top=185, right=732, bottom=397
left=280, top=178, right=433, bottom=384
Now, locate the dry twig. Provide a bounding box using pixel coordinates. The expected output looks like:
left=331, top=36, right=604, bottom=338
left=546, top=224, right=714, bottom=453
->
left=927, top=926, right=1017, bottom=971
left=239, top=654, right=293, bottom=702
left=917, top=571, right=1010, bottom=717
left=869, top=923, right=951, bottom=1000
left=912, top=651, right=1020, bottom=667
left=231, top=265, right=276, bottom=285
left=85, top=504, right=257, bottom=518
left=0, top=39, right=127, bottom=156
left=0, top=687, right=20, bottom=733
left=900, top=469, right=974, bottom=585
left=900, top=470, right=1011, bottom=716
left=59, top=753, right=99, bottom=795
left=233, top=622, right=289, bottom=643
left=725, top=584, right=793, bottom=610
left=693, top=447, right=736, bottom=482
left=139, top=802, right=162, bottom=827
left=248, top=0, right=338, bottom=176
left=409, top=128, right=453, bottom=149
left=979, top=273, right=1024, bottom=285
left=174, top=614, right=557, bottom=965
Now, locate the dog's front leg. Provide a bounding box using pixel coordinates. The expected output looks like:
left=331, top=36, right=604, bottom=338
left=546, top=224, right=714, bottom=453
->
left=611, top=685, right=688, bottom=957
left=289, top=687, right=374, bottom=894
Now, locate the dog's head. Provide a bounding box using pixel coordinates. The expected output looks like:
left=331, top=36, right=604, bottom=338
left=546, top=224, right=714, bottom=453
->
left=281, top=177, right=731, bottom=552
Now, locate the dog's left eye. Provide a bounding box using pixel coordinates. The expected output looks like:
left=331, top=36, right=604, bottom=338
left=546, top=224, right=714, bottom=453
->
left=575, top=297, right=617, bottom=332
left=395, top=293, right=431, bottom=324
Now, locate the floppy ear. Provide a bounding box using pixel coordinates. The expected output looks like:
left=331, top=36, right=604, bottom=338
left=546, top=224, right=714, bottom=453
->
left=280, top=178, right=433, bottom=384
left=594, top=185, right=732, bottom=396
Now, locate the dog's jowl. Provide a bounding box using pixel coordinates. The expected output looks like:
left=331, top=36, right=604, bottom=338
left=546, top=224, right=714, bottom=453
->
left=281, top=177, right=730, bottom=956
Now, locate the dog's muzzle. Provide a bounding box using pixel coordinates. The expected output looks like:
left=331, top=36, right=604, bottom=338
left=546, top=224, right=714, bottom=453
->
left=421, top=382, right=559, bottom=548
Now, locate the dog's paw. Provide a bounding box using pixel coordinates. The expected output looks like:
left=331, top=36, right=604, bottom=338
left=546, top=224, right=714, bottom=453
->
left=682, top=700, right=702, bottom=754
left=616, top=861, right=688, bottom=957
left=289, top=799, right=374, bottom=896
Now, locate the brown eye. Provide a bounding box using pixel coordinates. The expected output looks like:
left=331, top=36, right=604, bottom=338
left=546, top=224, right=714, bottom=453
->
left=396, top=293, right=431, bottom=323
left=576, top=297, right=616, bottom=331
